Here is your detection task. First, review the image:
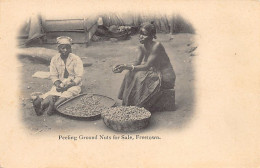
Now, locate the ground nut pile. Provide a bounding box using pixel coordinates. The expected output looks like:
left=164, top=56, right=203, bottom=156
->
left=102, top=106, right=151, bottom=121
left=59, top=95, right=107, bottom=117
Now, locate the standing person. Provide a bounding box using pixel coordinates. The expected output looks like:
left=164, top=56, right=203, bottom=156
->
left=33, top=36, right=84, bottom=116
left=113, top=22, right=176, bottom=110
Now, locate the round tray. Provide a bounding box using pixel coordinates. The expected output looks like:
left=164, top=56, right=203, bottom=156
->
left=101, top=106, right=151, bottom=132
left=56, top=93, right=116, bottom=120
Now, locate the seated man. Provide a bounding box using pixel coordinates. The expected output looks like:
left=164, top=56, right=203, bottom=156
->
left=33, top=36, right=84, bottom=116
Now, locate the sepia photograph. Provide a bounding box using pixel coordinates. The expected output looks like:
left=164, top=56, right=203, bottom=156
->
left=17, top=12, right=196, bottom=133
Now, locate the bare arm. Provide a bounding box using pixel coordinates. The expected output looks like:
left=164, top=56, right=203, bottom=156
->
left=113, top=46, right=144, bottom=73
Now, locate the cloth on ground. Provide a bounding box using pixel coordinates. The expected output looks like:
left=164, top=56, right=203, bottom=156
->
left=32, top=71, right=50, bottom=79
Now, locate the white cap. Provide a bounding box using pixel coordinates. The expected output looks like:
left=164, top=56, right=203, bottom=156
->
left=57, top=36, right=72, bottom=46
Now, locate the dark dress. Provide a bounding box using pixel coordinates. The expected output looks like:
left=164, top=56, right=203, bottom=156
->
left=118, top=42, right=176, bottom=109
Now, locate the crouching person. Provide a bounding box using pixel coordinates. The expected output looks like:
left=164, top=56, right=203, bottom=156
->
left=33, top=36, right=83, bottom=116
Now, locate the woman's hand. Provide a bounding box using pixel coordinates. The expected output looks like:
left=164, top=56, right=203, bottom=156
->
left=112, top=64, right=125, bottom=73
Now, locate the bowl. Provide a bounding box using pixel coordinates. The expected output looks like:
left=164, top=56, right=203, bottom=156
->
left=101, top=106, right=151, bottom=132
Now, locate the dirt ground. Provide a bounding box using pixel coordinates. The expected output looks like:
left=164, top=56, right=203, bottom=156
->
left=18, top=33, right=196, bottom=134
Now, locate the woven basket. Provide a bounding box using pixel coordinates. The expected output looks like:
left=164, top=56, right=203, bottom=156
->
left=101, top=106, right=151, bottom=132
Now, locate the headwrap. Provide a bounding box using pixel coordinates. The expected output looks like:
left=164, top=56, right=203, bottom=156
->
left=57, top=36, right=72, bottom=46
left=141, top=21, right=157, bottom=39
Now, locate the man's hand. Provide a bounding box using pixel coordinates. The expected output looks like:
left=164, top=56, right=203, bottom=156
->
left=64, top=81, right=76, bottom=90
left=56, top=86, right=65, bottom=92
left=54, top=80, right=62, bottom=87
left=54, top=80, right=65, bottom=92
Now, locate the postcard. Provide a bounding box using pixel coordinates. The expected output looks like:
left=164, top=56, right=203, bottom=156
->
left=0, top=0, right=260, bottom=167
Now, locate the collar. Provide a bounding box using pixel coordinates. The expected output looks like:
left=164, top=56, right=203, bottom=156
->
left=57, top=53, right=73, bottom=66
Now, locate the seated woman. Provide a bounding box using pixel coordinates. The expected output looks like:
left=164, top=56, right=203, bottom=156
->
left=113, top=22, right=176, bottom=110
left=33, top=36, right=84, bottom=116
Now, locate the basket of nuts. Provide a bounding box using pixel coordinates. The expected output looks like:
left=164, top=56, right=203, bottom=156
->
left=56, top=93, right=116, bottom=120
left=101, top=106, right=151, bottom=132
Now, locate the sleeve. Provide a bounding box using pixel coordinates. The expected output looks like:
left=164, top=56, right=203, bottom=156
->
left=49, top=57, right=59, bottom=84
left=73, top=57, right=84, bottom=85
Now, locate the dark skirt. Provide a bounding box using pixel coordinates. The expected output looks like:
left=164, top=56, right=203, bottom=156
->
left=118, top=69, right=162, bottom=109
